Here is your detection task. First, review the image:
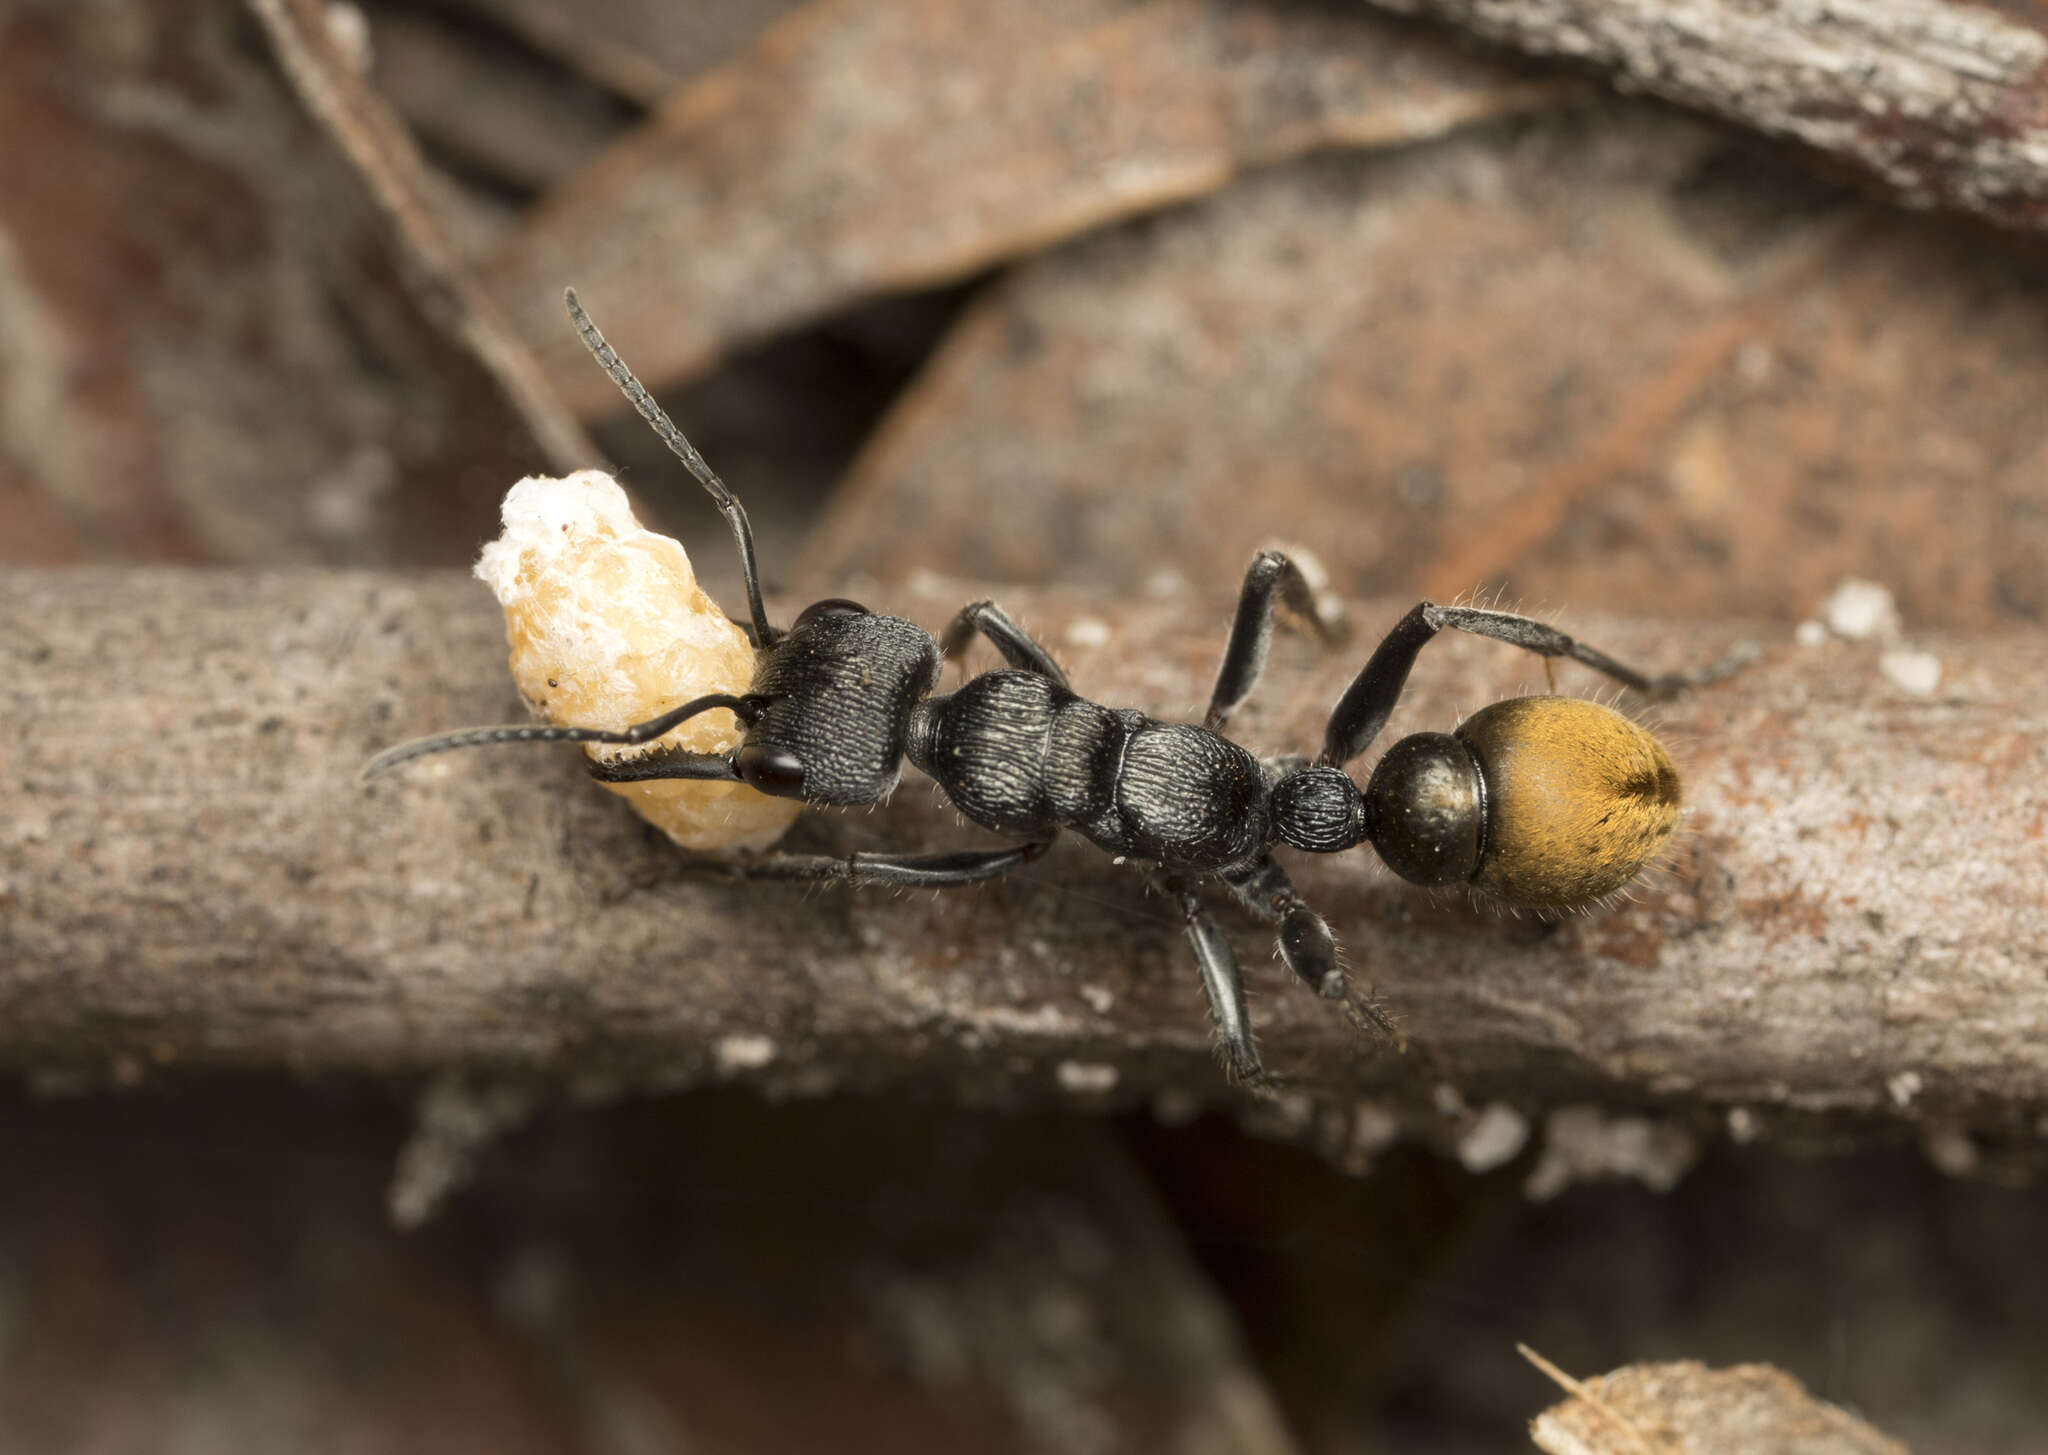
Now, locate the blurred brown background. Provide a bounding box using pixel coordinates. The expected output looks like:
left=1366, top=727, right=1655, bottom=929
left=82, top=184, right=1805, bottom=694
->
left=4, top=0, right=2047, bottom=1449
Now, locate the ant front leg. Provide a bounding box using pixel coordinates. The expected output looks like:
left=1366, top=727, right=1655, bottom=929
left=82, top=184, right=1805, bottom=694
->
left=1319, top=601, right=1748, bottom=768
left=938, top=601, right=1069, bottom=688
left=1220, top=856, right=1400, bottom=1047
left=1204, top=550, right=1346, bottom=732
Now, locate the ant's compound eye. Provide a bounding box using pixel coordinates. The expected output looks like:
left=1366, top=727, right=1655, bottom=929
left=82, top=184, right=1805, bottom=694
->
left=793, top=598, right=869, bottom=629
left=736, top=743, right=808, bottom=799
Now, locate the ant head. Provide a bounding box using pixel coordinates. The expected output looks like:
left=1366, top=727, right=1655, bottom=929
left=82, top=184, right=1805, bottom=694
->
left=741, top=606, right=943, bottom=806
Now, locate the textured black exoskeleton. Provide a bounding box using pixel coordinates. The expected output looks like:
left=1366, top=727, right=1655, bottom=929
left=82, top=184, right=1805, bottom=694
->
left=364, top=290, right=1729, bottom=1088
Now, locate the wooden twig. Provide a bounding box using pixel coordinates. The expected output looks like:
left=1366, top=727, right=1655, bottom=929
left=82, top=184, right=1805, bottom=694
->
left=1364, top=0, right=2048, bottom=229
left=244, top=0, right=598, bottom=473
left=4, top=569, right=2044, bottom=1133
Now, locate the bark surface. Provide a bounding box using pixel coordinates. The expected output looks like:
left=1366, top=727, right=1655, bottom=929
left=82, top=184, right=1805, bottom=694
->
left=6, top=569, right=2043, bottom=1136
left=1365, top=0, right=2048, bottom=228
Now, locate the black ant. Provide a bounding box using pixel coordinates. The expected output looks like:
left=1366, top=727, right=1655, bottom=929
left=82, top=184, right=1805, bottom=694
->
left=365, top=289, right=1730, bottom=1088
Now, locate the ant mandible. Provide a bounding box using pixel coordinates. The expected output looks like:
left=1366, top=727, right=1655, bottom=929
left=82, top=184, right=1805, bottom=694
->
left=365, top=289, right=1728, bottom=1089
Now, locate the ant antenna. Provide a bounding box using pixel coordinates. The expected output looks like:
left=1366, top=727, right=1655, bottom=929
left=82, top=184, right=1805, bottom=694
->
left=359, top=692, right=759, bottom=780
left=563, top=287, right=778, bottom=647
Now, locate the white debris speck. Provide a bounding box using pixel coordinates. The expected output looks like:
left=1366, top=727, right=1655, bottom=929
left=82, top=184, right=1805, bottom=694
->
left=1726, top=1106, right=1759, bottom=1143
left=1880, top=649, right=1942, bottom=696
left=1056, top=1061, right=1119, bottom=1095
left=323, top=2, right=372, bottom=72
left=1144, top=568, right=1187, bottom=599
left=1821, top=578, right=1900, bottom=642
left=1064, top=617, right=1111, bottom=649
left=1887, top=1070, right=1924, bottom=1109
left=1524, top=1105, right=1699, bottom=1201
left=1794, top=619, right=1829, bottom=647
left=1348, top=1102, right=1403, bottom=1160
left=1456, top=1102, right=1530, bottom=1174
left=1432, top=1082, right=1468, bottom=1118
left=1924, top=1125, right=1980, bottom=1177
left=715, top=1034, right=777, bottom=1072
left=1078, top=984, right=1115, bottom=1015
left=387, top=1076, right=535, bottom=1229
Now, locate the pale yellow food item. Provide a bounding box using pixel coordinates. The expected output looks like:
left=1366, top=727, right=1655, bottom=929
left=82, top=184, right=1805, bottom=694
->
left=474, top=471, right=801, bottom=851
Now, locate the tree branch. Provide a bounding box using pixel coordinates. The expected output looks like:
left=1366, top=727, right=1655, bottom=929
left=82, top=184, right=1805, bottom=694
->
left=5, top=569, right=2043, bottom=1134
left=1364, top=0, right=2048, bottom=229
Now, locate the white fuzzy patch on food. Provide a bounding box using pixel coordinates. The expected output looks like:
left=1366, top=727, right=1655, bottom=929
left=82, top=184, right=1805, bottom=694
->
left=476, top=471, right=648, bottom=599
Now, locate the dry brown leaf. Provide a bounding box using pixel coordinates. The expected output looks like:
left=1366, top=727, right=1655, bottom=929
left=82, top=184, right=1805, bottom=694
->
left=805, top=105, right=2048, bottom=632
left=247, top=0, right=596, bottom=474
left=0, top=0, right=561, bottom=566
left=1526, top=1353, right=1906, bottom=1455
left=485, top=0, right=1567, bottom=413
left=442, top=0, right=805, bottom=103
left=365, top=6, right=631, bottom=196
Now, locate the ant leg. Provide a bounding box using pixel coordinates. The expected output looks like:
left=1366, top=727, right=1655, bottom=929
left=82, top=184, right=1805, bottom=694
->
left=1160, top=875, right=1271, bottom=1089
left=565, top=288, right=778, bottom=646
left=1204, top=551, right=1344, bottom=731
left=703, top=836, right=1053, bottom=889
left=585, top=750, right=738, bottom=784
left=1220, top=857, right=1400, bottom=1047
left=938, top=601, right=1069, bottom=687
left=1319, top=601, right=1741, bottom=767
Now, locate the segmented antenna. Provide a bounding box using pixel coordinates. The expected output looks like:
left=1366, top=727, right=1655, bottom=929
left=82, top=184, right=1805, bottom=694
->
left=360, top=693, right=759, bottom=779
left=563, top=287, right=777, bottom=646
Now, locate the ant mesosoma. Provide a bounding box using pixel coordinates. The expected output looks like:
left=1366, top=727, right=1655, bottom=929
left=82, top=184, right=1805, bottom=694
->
left=365, top=288, right=1727, bottom=1089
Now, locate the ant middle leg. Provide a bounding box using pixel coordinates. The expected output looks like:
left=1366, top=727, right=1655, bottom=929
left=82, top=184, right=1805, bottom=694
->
left=939, top=601, right=1069, bottom=687
left=1219, top=856, right=1400, bottom=1046
left=1319, top=601, right=1744, bottom=768
left=1204, top=550, right=1346, bottom=732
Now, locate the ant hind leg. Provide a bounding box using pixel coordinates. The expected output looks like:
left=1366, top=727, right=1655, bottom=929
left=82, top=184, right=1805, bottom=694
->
left=1220, top=857, right=1401, bottom=1049
left=1320, top=600, right=1750, bottom=768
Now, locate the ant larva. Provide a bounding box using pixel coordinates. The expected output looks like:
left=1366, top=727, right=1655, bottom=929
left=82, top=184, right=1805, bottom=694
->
left=364, top=289, right=1735, bottom=1088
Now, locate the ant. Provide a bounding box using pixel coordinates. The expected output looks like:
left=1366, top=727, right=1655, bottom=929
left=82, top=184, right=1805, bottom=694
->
left=365, top=289, right=1731, bottom=1089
